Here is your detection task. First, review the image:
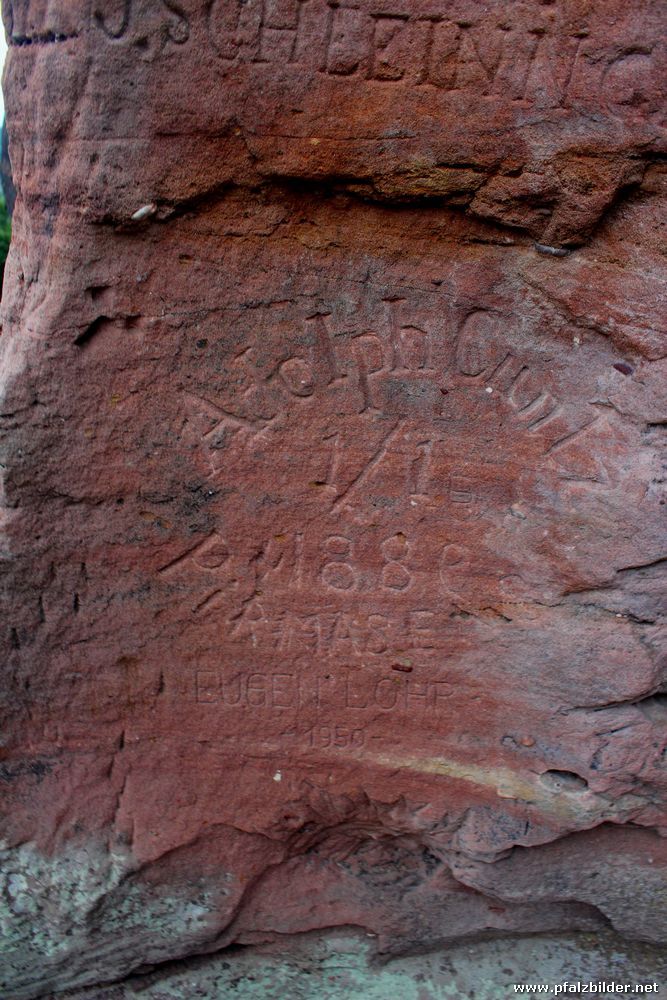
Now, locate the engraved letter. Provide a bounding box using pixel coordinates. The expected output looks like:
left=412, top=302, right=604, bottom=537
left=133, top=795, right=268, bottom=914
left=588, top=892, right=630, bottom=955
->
left=196, top=670, right=220, bottom=703
left=162, top=0, right=189, bottom=44
left=369, top=14, right=409, bottom=81
left=94, top=0, right=131, bottom=39
left=456, top=311, right=505, bottom=377
left=247, top=673, right=267, bottom=707
left=380, top=533, right=413, bottom=592
left=325, top=6, right=370, bottom=76
left=271, top=673, right=296, bottom=708
left=602, top=52, right=658, bottom=118
left=354, top=333, right=387, bottom=413
left=409, top=610, right=436, bottom=649
left=321, top=535, right=357, bottom=591
left=209, top=0, right=264, bottom=60
left=375, top=677, right=399, bottom=711
left=345, top=672, right=369, bottom=709
left=255, top=0, right=309, bottom=64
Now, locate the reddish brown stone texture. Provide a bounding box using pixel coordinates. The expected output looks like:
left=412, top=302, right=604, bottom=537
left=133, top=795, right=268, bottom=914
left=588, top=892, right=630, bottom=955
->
left=0, top=1, right=665, bottom=997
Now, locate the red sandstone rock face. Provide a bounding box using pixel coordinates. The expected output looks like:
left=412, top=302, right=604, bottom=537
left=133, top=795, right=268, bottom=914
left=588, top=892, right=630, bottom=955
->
left=0, top=1, right=665, bottom=997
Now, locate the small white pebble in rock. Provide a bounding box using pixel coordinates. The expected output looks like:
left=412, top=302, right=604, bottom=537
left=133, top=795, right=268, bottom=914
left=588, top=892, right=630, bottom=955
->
left=273, top=770, right=282, bottom=782
left=485, top=387, right=493, bottom=393
left=131, top=203, right=157, bottom=222
left=534, top=242, right=569, bottom=257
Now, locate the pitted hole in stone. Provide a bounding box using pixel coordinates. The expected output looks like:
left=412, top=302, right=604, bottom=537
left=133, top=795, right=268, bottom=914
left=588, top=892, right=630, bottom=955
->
left=279, top=357, right=315, bottom=397
left=74, top=315, right=111, bottom=347
left=635, top=692, right=667, bottom=723
left=539, top=770, right=589, bottom=793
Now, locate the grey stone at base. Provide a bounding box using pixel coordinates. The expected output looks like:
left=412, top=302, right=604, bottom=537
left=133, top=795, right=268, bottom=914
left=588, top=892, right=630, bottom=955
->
left=54, top=929, right=667, bottom=1000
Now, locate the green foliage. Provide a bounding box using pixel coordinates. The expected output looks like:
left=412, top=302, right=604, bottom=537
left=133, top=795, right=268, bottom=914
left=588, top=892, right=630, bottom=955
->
left=0, top=193, right=11, bottom=265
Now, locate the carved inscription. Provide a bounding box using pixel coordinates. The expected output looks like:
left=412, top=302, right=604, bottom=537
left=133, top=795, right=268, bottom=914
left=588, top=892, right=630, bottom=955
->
left=184, top=301, right=608, bottom=482
left=203, top=0, right=659, bottom=114
left=94, top=0, right=131, bottom=40
left=304, top=724, right=366, bottom=751
left=92, top=0, right=189, bottom=48
left=162, top=292, right=620, bottom=619
left=160, top=524, right=472, bottom=613
left=195, top=667, right=453, bottom=714
left=15, top=0, right=660, bottom=120
left=78, top=1, right=662, bottom=119
left=159, top=532, right=229, bottom=575
left=230, top=606, right=441, bottom=655
left=319, top=533, right=417, bottom=593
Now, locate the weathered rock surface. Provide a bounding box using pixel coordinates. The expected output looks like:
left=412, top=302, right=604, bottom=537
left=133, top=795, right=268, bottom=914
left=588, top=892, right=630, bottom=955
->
left=0, top=1, right=665, bottom=997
